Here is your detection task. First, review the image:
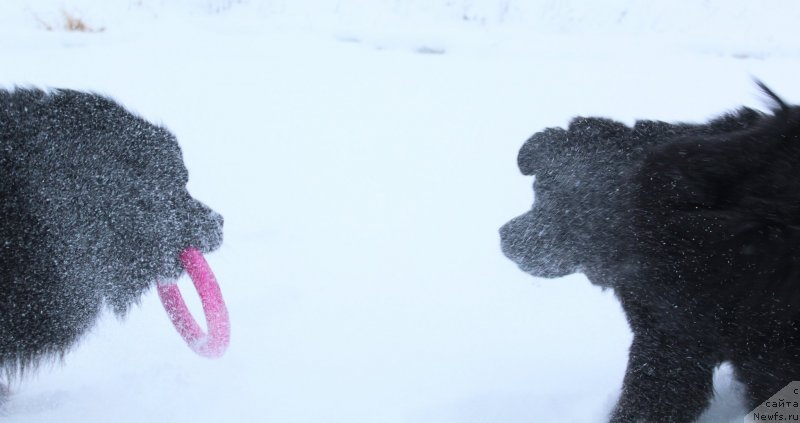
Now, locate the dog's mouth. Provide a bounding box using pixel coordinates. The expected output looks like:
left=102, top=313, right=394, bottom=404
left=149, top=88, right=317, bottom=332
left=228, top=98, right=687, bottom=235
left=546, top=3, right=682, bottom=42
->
left=515, top=256, right=580, bottom=279
left=160, top=208, right=223, bottom=279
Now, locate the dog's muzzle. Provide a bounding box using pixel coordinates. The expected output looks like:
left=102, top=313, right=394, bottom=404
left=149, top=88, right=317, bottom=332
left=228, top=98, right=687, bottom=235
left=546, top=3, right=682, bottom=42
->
left=186, top=201, right=224, bottom=253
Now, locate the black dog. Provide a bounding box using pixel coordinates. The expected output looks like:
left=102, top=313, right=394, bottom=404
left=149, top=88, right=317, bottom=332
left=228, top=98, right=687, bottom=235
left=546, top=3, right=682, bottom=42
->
left=500, top=85, right=800, bottom=422
left=0, top=88, right=223, bottom=392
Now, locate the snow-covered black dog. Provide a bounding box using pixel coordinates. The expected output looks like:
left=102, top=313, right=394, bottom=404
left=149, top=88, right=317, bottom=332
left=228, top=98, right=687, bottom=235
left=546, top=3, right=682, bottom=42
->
left=0, top=88, right=223, bottom=393
left=500, top=85, right=800, bottom=422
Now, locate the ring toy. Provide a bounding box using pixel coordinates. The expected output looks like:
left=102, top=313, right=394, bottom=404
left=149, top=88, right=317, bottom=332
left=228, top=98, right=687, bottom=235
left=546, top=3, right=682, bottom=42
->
left=157, top=248, right=230, bottom=358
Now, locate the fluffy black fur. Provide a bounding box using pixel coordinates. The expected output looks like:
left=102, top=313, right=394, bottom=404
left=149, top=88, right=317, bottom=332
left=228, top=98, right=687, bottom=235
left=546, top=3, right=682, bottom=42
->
left=0, top=89, right=223, bottom=386
left=499, top=86, right=800, bottom=422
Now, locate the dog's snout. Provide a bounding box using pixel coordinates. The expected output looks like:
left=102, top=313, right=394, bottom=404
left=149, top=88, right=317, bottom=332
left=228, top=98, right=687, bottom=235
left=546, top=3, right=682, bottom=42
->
left=499, top=215, right=528, bottom=260
left=500, top=213, right=531, bottom=243
left=207, top=210, right=224, bottom=230
left=190, top=200, right=222, bottom=228
left=499, top=221, right=514, bottom=247
left=184, top=200, right=224, bottom=253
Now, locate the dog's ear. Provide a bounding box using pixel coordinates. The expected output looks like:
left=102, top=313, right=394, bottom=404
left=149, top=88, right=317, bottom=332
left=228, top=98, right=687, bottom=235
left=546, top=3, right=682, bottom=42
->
left=568, top=117, right=634, bottom=158
left=517, top=127, right=568, bottom=176
left=517, top=118, right=631, bottom=176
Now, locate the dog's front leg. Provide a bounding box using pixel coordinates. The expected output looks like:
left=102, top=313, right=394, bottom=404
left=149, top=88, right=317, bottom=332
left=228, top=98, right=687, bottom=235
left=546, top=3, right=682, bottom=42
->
left=609, top=334, right=717, bottom=423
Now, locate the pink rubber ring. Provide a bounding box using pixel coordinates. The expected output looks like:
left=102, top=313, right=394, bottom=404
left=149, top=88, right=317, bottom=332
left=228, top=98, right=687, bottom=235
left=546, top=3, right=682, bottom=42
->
left=157, top=248, right=230, bottom=358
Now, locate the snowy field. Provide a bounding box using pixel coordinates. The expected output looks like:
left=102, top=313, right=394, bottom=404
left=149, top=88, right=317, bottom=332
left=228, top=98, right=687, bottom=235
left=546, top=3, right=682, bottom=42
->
left=1, top=1, right=800, bottom=422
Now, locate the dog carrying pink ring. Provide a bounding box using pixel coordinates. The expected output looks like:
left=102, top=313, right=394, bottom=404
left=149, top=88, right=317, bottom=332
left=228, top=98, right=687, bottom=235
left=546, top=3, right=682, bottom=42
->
left=157, top=248, right=230, bottom=358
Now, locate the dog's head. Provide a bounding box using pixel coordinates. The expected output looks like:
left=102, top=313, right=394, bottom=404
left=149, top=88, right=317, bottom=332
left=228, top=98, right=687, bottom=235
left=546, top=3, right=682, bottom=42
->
left=499, top=118, right=636, bottom=284
left=1, top=89, right=223, bottom=318
left=499, top=105, right=768, bottom=286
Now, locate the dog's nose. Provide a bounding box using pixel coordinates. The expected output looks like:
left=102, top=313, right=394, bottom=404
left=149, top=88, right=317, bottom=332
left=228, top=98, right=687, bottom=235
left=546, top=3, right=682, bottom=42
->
left=499, top=222, right=512, bottom=244
left=500, top=214, right=526, bottom=244
left=499, top=220, right=518, bottom=257
left=208, top=210, right=224, bottom=231
left=200, top=210, right=224, bottom=251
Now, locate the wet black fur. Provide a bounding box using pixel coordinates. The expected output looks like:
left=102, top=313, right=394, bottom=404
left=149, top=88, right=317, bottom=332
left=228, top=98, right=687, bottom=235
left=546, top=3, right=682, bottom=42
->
left=500, top=85, right=800, bottom=422
left=0, top=89, right=223, bottom=385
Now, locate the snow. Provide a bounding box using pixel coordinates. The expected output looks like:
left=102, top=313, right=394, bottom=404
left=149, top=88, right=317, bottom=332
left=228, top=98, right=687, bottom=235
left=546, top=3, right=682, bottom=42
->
left=1, top=1, right=799, bottom=422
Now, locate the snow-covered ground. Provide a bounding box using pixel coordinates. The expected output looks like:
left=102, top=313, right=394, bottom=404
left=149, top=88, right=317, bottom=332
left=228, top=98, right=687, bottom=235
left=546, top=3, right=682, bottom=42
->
left=1, top=1, right=799, bottom=422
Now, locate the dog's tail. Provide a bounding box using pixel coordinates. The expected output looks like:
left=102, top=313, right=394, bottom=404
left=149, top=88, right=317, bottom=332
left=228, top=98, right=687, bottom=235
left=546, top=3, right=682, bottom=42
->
left=754, top=79, right=790, bottom=115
